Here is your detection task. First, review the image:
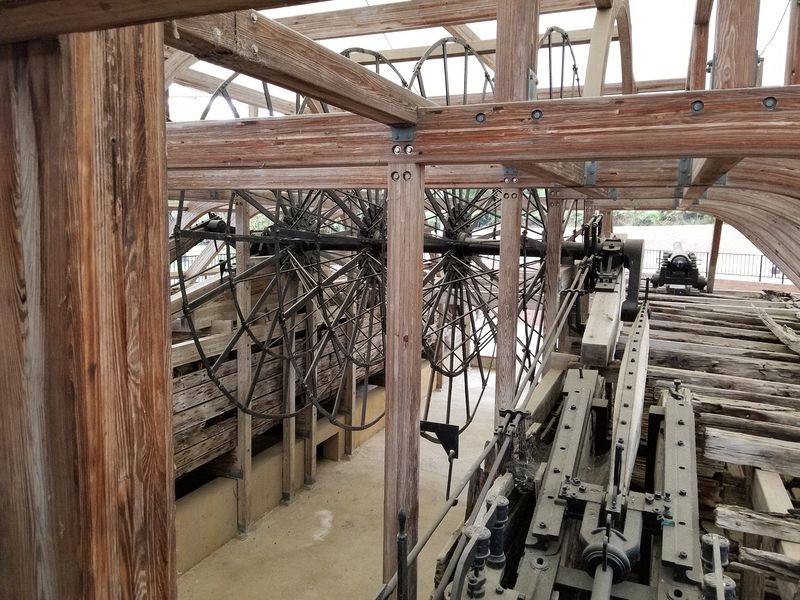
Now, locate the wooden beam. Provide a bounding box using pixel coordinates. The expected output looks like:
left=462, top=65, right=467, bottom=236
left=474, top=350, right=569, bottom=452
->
left=0, top=1, right=319, bottom=44
left=679, top=157, right=742, bottom=208
left=166, top=12, right=434, bottom=125
left=681, top=0, right=759, bottom=208
left=494, top=0, right=539, bottom=422
left=752, top=469, right=800, bottom=600
left=543, top=198, right=565, bottom=333
left=716, top=505, right=800, bottom=544
left=0, top=25, right=174, bottom=598
left=737, top=547, right=800, bottom=583
left=282, top=278, right=297, bottom=504
left=276, top=0, right=595, bottom=41
left=704, top=429, right=800, bottom=478
left=581, top=275, right=623, bottom=366
left=707, top=217, right=723, bottom=293
left=713, top=0, right=760, bottom=89
left=166, top=87, right=800, bottom=169
left=235, top=200, right=253, bottom=531
left=788, top=0, right=800, bottom=85
left=383, top=162, right=425, bottom=595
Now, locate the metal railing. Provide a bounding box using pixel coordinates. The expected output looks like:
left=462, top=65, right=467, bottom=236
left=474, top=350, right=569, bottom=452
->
left=643, top=249, right=788, bottom=284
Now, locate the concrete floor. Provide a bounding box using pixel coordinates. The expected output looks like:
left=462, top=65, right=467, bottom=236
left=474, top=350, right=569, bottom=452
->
left=179, top=370, right=497, bottom=599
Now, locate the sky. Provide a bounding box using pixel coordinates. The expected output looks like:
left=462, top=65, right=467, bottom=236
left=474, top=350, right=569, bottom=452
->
left=169, top=0, right=793, bottom=120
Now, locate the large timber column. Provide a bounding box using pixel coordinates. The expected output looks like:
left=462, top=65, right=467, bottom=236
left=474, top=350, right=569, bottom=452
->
left=0, top=25, right=174, bottom=599
left=383, top=162, right=425, bottom=596
left=494, top=0, right=539, bottom=418
left=706, top=0, right=760, bottom=292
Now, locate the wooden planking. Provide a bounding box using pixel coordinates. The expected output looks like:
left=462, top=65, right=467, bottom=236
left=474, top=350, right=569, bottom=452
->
left=276, top=0, right=594, bottom=41
left=716, top=505, right=800, bottom=544
left=752, top=469, right=800, bottom=599
left=167, top=87, right=800, bottom=169
left=737, top=547, right=800, bottom=583
left=0, top=1, right=320, bottom=43
left=699, top=413, right=800, bottom=443
left=703, top=429, right=800, bottom=477
left=691, top=394, right=800, bottom=427
left=383, top=162, right=425, bottom=593
left=755, top=306, right=800, bottom=356
left=0, top=25, right=174, bottom=598
left=166, top=13, right=434, bottom=125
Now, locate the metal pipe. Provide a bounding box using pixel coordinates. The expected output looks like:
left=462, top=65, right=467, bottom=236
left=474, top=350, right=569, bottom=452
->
left=590, top=564, right=614, bottom=600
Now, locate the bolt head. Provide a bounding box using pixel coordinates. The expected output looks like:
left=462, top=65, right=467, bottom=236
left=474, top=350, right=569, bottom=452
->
left=679, top=551, right=688, bottom=559
left=404, top=145, right=414, bottom=154
left=392, top=145, right=402, bottom=155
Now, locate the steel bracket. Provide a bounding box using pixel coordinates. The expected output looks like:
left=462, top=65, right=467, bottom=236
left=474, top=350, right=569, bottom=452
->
left=677, top=158, right=693, bottom=187
left=390, top=125, right=415, bottom=142
left=584, top=161, right=598, bottom=186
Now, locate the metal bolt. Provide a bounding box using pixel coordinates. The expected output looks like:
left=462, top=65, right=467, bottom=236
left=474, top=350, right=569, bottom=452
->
left=475, top=112, right=487, bottom=123
left=679, top=551, right=688, bottom=559
left=250, top=11, right=258, bottom=22
left=553, top=467, right=560, bottom=474
left=391, top=172, right=400, bottom=181
left=665, top=492, right=672, bottom=501
left=402, top=171, right=411, bottom=180
left=496, top=586, right=504, bottom=594
left=503, top=177, right=511, bottom=184
left=763, top=96, right=778, bottom=109
left=250, top=44, right=259, bottom=54
left=392, top=145, right=402, bottom=155
left=512, top=177, right=519, bottom=183
left=579, top=485, right=587, bottom=493
left=539, top=521, right=547, bottom=529
left=677, top=440, right=685, bottom=447
left=570, top=404, right=577, bottom=410
left=531, top=109, right=544, bottom=120
left=564, top=424, right=571, bottom=430
left=679, top=489, right=687, bottom=496
left=678, top=419, right=685, bottom=425
left=690, top=100, right=704, bottom=113
left=404, top=145, right=414, bottom=154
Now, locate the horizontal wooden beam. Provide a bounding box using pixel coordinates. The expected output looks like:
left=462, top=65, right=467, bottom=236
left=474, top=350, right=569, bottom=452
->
left=166, top=86, right=800, bottom=169
left=704, top=428, right=800, bottom=477
left=678, top=156, right=743, bottom=208
left=166, top=12, right=434, bottom=125
left=276, top=0, right=595, bottom=41
left=716, top=505, right=800, bottom=544
left=167, top=164, right=554, bottom=190
left=0, top=0, right=319, bottom=44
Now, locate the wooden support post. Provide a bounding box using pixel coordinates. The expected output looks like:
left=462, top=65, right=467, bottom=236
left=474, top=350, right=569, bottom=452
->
left=788, top=0, right=800, bottom=85
left=235, top=200, right=253, bottom=532
left=282, top=278, right=298, bottom=503
left=494, top=0, right=539, bottom=419
left=299, top=296, right=318, bottom=487
left=0, top=25, right=174, bottom=598
left=707, top=218, right=723, bottom=293
left=752, top=469, right=800, bottom=600
left=543, top=199, right=565, bottom=333
left=600, top=209, right=614, bottom=238
left=383, top=162, right=425, bottom=595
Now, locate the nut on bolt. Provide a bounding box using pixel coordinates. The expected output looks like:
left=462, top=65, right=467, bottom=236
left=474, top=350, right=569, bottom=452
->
left=404, top=145, right=414, bottom=154
left=392, top=145, right=402, bottom=155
